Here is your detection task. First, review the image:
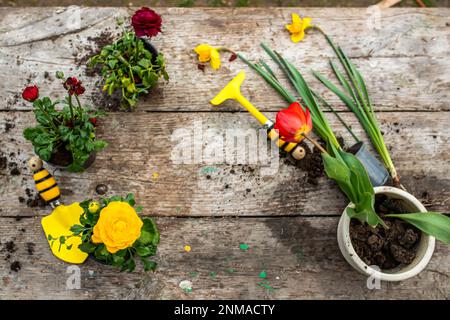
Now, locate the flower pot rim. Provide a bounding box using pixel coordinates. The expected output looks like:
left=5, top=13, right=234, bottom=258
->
left=337, top=186, right=435, bottom=281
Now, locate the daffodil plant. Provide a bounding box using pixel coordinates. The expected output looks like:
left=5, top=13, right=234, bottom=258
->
left=55, top=194, right=160, bottom=272
left=312, top=27, right=400, bottom=186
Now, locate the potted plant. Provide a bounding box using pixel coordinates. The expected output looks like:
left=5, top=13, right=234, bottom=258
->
left=89, top=7, right=169, bottom=109
left=338, top=186, right=436, bottom=281
left=237, top=46, right=450, bottom=281
left=23, top=72, right=107, bottom=172
left=48, top=193, right=159, bottom=272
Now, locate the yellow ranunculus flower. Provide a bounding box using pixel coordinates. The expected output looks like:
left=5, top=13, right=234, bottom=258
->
left=285, top=13, right=312, bottom=43
left=194, top=44, right=221, bottom=70
left=91, top=201, right=143, bottom=253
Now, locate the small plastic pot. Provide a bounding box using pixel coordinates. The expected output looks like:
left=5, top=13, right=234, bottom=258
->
left=348, top=141, right=389, bottom=187
left=337, top=186, right=435, bottom=281
left=140, top=38, right=158, bottom=65
left=47, top=147, right=96, bottom=170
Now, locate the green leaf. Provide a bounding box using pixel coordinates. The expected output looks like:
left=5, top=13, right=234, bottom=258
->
left=385, top=212, right=450, bottom=244
left=135, top=245, right=152, bottom=257
left=79, top=242, right=96, bottom=253
left=142, top=218, right=160, bottom=245
left=135, top=205, right=143, bottom=213
left=141, top=258, right=157, bottom=271
left=138, top=58, right=150, bottom=69
left=124, top=193, right=135, bottom=206
left=70, top=224, right=84, bottom=235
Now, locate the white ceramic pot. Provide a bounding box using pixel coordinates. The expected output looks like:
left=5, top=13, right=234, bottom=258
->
left=337, top=186, right=435, bottom=281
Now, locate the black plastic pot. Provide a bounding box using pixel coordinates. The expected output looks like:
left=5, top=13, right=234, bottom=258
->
left=47, top=146, right=96, bottom=170
left=139, top=37, right=158, bottom=65
left=348, top=141, right=389, bottom=187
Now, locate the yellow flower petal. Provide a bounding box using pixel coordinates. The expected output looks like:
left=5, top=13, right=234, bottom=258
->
left=303, top=17, right=313, bottom=30
left=291, top=13, right=301, bottom=25
left=291, top=31, right=305, bottom=43
left=194, top=44, right=213, bottom=63
left=210, top=48, right=221, bottom=70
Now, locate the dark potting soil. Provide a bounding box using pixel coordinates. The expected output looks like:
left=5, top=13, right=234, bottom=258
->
left=49, top=148, right=73, bottom=167
left=285, top=141, right=325, bottom=186
left=350, top=194, right=421, bottom=270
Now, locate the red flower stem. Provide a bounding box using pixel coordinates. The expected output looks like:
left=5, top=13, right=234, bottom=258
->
left=302, top=133, right=328, bottom=154
left=75, top=95, right=84, bottom=115
left=68, top=94, right=75, bottom=122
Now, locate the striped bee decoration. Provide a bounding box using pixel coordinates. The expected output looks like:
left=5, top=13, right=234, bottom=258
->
left=28, top=157, right=61, bottom=204
left=266, top=123, right=306, bottom=160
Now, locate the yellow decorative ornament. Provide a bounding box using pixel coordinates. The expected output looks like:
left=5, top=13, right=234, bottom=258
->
left=92, top=201, right=143, bottom=253
left=41, top=202, right=89, bottom=264
left=285, top=13, right=312, bottom=43
left=194, top=44, right=221, bottom=70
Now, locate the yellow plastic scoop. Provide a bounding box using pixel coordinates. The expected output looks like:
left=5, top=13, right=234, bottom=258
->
left=41, top=202, right=88, bottom=264
left=28, top=157, right=88, bottom=264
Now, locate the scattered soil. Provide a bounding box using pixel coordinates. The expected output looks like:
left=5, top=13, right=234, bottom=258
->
left=0, top=155, right=7, bottom=171
left=5, top=241, right=18, bottom=254
left=26, top=194, right=47, bottom=208
left=75, top=30, right=116, bottom=69
left=10, top=261, right=21, bottom=272
left=350, top=194, right=421, bottom=270
left=285, top=141, right=324, bottom=186
left=26, top=243, right=35, bottom=256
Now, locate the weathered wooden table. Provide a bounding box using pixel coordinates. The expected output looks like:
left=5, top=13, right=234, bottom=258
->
left=0, top=7, right=449, bottom=299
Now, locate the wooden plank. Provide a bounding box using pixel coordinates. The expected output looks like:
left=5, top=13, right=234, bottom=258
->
left=1, top=111, right=449, bottom=218
left=1, top=216, right=449, bottom=299
left=1, top=7, right=449, bottom=112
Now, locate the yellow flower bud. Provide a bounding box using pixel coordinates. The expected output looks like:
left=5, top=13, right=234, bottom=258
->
left=88, top=201, right=100, bottom=213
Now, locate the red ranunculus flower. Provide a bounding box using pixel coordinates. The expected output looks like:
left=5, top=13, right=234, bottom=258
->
left=22, top=85, right=39, bottom=102
left=274, top=102, right=313, bottom=143
left=131, top=7, right=162, bottom=38
left=64, top=77, right=85, bottom=96
left=89, top=118, right=97, bottom=126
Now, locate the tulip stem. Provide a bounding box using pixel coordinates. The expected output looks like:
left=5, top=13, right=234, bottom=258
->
left=302, top=133, right=328, bottom=154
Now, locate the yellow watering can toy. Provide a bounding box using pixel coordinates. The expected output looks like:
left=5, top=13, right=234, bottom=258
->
left=28, top=156, right=88, bottom=264
left=210, top=70, right=306, bottom=160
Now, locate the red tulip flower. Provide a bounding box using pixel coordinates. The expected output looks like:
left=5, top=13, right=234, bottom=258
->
left=274, top=102, right=313, bottom=143
left=22, top=85, right=39, bottom=102
left=131, top=7, right=162, bottom=38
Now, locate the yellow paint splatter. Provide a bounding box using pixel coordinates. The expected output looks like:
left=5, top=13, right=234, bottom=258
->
left=152, top=172, right=159, bottom=181
left=184, top=245, right=191, bottom=252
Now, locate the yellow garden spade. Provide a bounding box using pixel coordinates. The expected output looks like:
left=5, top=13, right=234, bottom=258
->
left=28, top=156, right=88, bottom=264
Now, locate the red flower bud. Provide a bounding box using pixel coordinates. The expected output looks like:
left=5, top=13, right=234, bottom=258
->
left=274, top=102, right=313, bottom=143
left=131, top=7, right=162, bottom=38
left=22, top=85, right=39, bottom=102
left=89, top=118, right=97, bottom=126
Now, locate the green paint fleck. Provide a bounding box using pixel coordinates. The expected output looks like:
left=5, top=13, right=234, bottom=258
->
left=210, top=271, right=217, bottom=279
left=257, top=281, right=275, bottom=292
left=259, top=271, right=267, bottom=279
left=226, top=268, right=236, bottom=273
left=239, top=243, right=249, bottom=251
left=200, top=166, right=218, bottom=174
left=190, top=272, right=199, bottom=278
left=184, top=287, right=193, bottom=293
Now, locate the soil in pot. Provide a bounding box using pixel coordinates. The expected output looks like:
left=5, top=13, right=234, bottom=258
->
left=47, top=146, right=96, bottom=169
left=350, top=194, right=421, bottom=270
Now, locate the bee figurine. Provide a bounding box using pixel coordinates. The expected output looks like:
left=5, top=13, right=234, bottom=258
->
left=28, top=156, right=61, bottom=207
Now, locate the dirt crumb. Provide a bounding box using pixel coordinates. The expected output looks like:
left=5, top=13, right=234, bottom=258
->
left=10, top=261, right=21, bottom=272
